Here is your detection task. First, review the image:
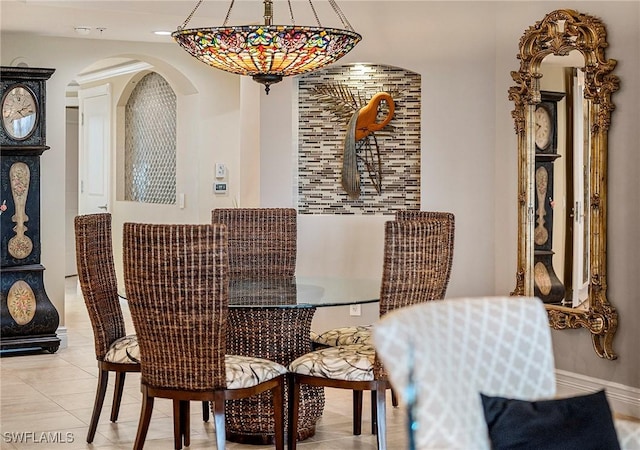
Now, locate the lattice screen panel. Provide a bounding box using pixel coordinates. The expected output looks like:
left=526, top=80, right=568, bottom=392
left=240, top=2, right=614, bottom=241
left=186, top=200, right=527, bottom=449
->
left=125, top=72, right=176, bottom=205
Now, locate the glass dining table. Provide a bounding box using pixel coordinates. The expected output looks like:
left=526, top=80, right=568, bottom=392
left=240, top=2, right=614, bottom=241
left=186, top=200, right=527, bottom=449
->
left=225, top=276, right=380, bottom=444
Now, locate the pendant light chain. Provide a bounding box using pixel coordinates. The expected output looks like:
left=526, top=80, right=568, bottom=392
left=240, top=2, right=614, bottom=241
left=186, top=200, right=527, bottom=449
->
left=179, top=0, right=204, bottom=30
left=223, top=0, right=236, bottom=27
left=308, top=0, right=322, bottom=27
left=287, top=0, right=296, bottom=25
left=180, top=0, right=353, bottom=30
left=328, top=0, right=355, bottom=31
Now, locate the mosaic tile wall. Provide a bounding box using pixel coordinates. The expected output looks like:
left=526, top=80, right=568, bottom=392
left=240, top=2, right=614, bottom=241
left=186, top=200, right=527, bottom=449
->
left=125, top=72, right=177, bottom=205
left=297, top=64, right=421, bottom=215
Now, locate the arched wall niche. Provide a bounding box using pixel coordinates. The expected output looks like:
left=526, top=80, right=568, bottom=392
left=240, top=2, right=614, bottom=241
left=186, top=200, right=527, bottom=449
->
left=297, top=63, right=421, bottom=215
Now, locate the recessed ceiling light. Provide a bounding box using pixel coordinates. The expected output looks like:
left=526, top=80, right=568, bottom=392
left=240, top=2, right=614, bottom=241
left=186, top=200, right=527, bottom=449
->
left=153, top=31, right=172, bottom=36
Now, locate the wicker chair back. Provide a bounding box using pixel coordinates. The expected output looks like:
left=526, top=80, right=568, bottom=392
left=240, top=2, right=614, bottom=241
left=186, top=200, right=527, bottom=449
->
left=211, top=208, right=296, bottom=279
left=380, top=217, right=455, bottom=318
left=123, top=223, right=229, bottom=391
left=74, top=213, right=126, bottom=360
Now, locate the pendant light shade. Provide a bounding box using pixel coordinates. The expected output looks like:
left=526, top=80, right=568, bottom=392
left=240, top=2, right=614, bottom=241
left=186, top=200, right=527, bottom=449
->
left=172, top=0, right=362, bottom=94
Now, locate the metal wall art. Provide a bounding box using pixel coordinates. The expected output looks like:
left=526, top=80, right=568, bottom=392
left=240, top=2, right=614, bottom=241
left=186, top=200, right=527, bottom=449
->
left=312, top=84, right=395, bottom=199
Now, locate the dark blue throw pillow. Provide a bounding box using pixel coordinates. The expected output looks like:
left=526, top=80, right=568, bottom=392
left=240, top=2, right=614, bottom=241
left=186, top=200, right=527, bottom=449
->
left=480, top=390, right=620, bottom=450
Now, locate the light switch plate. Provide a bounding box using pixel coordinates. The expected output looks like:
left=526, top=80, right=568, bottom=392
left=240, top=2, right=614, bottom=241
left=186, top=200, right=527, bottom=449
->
left=215, top=163, right=225, bottom=179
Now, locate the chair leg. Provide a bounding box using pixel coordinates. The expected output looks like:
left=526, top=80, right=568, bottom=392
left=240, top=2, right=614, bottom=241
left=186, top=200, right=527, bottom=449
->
left=172, top=400, right=182, bottom=450
left=172, top=400, right=190, bottom=450
left=372, top=389, right=394, bottom=434
left=181, top=400, right=190, bottom=448
left=213, top=391, right=226, bottom=450
left=87, top=368, right=109, bottom=443
left=371, top=390, right=378, bottom=435
left=133, top=387, right=154, bottom=450
left=110, top=371, right=126, bottom=422
left=352, top=390, right=363, bottom=435
left=287, top=374, right=300, bottom=450
left=375, top=386, right=387, bottom=450
left=202, top=400, right=210, bottom=422
left=272, top=376, right=285, bottom=450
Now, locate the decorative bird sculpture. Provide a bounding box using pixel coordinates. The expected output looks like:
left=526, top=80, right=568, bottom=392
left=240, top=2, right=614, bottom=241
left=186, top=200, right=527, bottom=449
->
left=342, top=92, right=395, bottom=198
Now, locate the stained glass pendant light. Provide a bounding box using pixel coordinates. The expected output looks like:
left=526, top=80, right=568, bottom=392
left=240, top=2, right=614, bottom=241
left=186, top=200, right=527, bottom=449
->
left=172, top=0, right=362, bottom=94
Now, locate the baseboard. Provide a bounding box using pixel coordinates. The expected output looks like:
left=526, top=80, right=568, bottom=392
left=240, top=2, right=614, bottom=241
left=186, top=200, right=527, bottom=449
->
left=556, top=369, right=640, bottom=419
left=56, top=326, right=68, bottom=350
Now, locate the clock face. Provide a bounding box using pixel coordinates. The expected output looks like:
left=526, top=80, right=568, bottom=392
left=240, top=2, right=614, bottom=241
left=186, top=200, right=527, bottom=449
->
left=534, top=105, right=551, bottom=150
left=2, top=85, right=38, bottom=140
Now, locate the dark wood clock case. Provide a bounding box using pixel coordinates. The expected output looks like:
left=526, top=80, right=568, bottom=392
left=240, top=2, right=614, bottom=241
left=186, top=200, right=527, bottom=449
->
left=533, top=90, right=566, bottom=304
left=1, top=66, right=60, bottom=353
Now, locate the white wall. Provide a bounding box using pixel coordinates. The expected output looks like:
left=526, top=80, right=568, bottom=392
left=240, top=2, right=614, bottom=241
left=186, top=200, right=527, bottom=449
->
left=1, top=35, right=246, bottom=323
left=494, top=1, right=640, bottom=405
left=259, top=1, right=640, bottom=397
left=261, top=2, right=501, bottom=336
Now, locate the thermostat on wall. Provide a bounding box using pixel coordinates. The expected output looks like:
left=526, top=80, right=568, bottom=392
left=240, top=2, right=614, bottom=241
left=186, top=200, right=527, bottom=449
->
left=214, top=182, right=227, bottom=194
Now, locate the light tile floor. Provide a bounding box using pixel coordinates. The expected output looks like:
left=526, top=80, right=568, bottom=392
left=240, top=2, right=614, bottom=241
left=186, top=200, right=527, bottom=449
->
left=0, top=277, right=408, bottom=449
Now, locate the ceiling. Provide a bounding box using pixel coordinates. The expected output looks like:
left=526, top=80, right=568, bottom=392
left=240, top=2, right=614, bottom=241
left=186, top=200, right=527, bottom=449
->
left=1, top=0, right=613, bottom=45
left=0, top=0, right=373, bottom=44
left=1, top=1, right=247, bottom=43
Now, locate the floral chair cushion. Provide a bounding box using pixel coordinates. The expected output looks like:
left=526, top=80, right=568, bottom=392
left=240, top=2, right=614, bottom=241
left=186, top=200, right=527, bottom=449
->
left=104, top=336, right=286, bottom=389
left=289, top=344, right=375, bottom=382
left=104, top=334, right=140, bottom=364
left=311, top=325, right=373, bottom=347
left=225, top=354, right=287, bottom=389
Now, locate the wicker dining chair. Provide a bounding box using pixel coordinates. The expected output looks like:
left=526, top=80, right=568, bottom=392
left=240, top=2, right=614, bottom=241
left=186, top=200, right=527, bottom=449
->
left=310, top=213, right=455, bottom=434
left=123, top=223, right=287, bottom=450
left=312, top=211, right=455, bottom=348
left=74, top=213, right=141, bottom=443
left=207, top=208, right=297, bottom=422
left=211, top=208, right=297, bottom=279
left=289, top=220, right=454, bottom=448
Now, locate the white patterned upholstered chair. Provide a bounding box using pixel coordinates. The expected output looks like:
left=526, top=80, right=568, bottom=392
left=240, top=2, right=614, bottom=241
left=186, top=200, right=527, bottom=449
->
left=123, top=223, right=287, bottom=450
left=373, top=297, right=640, bottom=449
left=74, top=213, right=141, bottom=443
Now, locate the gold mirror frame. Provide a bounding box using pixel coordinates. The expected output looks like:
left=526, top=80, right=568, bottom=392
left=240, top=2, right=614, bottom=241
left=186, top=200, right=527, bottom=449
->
left=509, top=9, right=619, bottom=359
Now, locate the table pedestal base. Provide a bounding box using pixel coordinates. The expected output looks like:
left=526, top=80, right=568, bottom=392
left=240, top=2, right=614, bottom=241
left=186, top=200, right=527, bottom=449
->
left=226, top=306, right=323, bottom=443
left=227, top=426, right=316, bottom=445
left=227, top=425, right=317, bottom=445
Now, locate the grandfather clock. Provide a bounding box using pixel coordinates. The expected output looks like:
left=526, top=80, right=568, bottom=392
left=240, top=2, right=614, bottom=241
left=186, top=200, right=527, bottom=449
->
left=1, top=66, right=60, bottom=353
left=533, top=90, right=566, bottom=304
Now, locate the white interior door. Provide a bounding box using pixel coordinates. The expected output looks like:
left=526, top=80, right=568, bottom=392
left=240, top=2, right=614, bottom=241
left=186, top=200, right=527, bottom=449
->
left=78, top=84, right=111, bottom=215
left=65, top=107, right=79, bottom=276
left=572, top=71, right=589, bottom=307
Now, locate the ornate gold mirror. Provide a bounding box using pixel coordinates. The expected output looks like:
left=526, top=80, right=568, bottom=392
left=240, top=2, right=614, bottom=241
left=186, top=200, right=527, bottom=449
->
left=509, top=9, right=619, bottom=359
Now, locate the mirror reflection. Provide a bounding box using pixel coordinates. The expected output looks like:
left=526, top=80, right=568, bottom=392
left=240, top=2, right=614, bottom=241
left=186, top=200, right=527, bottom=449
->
left=533, top=51, right=589, bottom=309
left=509, top=9, right=619, bottom=359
